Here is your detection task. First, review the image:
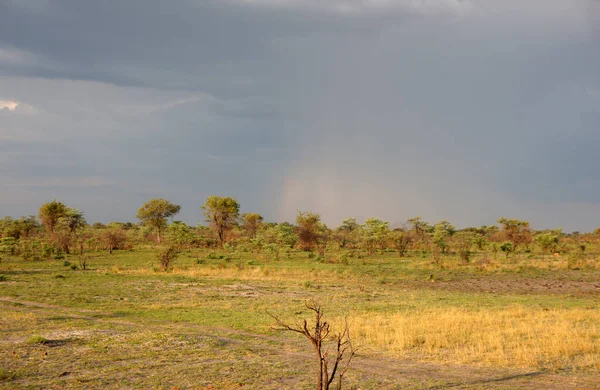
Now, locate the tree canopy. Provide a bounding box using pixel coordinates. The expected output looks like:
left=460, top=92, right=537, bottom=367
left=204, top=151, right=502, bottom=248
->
left=203, top=196, right=240, bottom=247
left=136, top=198, right=181, bottom=243
left=39, top=200, right=68, bottom=234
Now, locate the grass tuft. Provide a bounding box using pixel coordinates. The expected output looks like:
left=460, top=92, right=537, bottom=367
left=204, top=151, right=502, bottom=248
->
left=27, top=335, right=49, bottom=345
left=0, top=368, right=16, bottom=381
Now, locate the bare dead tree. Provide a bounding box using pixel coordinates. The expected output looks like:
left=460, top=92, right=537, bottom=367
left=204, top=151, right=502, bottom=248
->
left=268, top=301, right=356, bottom=390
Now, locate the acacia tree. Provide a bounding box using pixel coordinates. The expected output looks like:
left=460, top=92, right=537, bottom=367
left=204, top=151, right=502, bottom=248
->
left=432, top=220, right=455, bottom=254
left=59, top=208, right=87, bottom=255
left=242, top=213, right=263, bottom=238
left=296, top=212, right=326, bottom=252
left=361, top=218, right=389, bottom=255
left=407, top=216, right=431, bottom=238
left=497, top=217, right=532, bottom=252
left=333, top=218, right=359, bottom=249
left=156, top=245, right=179, bottom=271
left=98, top=225, right=127, bottom=254
left=450, top=231, right=475, bottom=263
left=407, top=216, right=432, bottom=252
left=39, top=200, right=68, bottom=234
left=167, top=221, right=197, bottom=248
left=535, top=229, right=562, bottom=253
left=203, top=196, right=240, bottom=247
left=136, top=198, right=181, bottom=243
left=389, top=228, right=414, bottom=257
left=61, top=208, right=86, bottom=233
left=2, top=216, right=39, bottom=240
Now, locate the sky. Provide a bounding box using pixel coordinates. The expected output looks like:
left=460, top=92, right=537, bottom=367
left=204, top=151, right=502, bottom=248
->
left=1, top=0, right=599, bottom=231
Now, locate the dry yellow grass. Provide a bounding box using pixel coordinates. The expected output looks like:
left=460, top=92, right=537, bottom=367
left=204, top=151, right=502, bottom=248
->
left=0, top=311, right=37, bottom=326
left=113, top=264, right=362, bottom=285
left=346, top=306, right=600, bottom=370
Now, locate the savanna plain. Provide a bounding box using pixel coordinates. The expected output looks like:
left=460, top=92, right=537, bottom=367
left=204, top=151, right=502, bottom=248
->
left=1, top=203, right=600, bottom=389
left=2, top=248, right=600, bottom=389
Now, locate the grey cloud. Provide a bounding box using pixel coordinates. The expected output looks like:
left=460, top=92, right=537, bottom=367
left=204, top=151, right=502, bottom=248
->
left=0, top=1, right=599, bottom=231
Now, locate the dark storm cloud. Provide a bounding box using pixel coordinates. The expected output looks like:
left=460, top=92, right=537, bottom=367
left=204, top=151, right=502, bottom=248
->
left=1, top=0, right=600, bottom=231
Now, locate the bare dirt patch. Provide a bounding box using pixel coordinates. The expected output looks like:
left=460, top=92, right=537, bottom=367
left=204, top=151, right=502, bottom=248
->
left=417, top=277, right=600, bottom=296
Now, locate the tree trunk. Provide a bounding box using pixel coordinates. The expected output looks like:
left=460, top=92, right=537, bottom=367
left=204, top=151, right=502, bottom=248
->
left=218, top=227, right=226, bottom=248
left=317, top=355, right=323, bottom=390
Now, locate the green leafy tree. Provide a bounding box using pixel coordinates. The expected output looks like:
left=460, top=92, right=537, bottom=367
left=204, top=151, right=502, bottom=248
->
left=0, top=237, right=18, bottom=256
left=1, top=216, right=39, bottom=239
left=156, top=245, right=179, bottom=271
left=482, top=225, right=500, bottom=237
left=334, top=218, right=360, bottom=249
left=407, top=216, right=432, bottom=252
left=450, top=231, right=475, bottom=263
left=203, top=196, right=240, bottom=247
left=472, top=232, right=488, bottom=251
left=407, top=216, right=432, bottom=238
left=242, top=213, right=263, bottom=238
left=535, top=229, right=562, bottom=253
left=500, top=242, right=513, bottom=259
left=497, top=218, right=532, bottom=252
left=389, top=229, right=414, bottom=257
left=136, top=198, right=181, bottom=243
left=39, top=200, right=68, bottom=234
left=256, top=222, right=298, bottom=249
left=167, top=221, right=197, bottom=248
left=99, top=226, right=128, bottom=254
left=296, top=212, right=326, bottom=252
left=361, top=218, right=390, bottom=255
left=276, top=223, right=299, bottom=248
left=432, top=220, right=455, bottom=254
left=61, top=208, right=87, bottom=234
left=58, top=208, right=87, bottom=255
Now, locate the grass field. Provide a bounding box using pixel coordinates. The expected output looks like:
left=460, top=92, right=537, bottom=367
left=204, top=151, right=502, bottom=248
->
left=1, top=248, right=599, bottom=389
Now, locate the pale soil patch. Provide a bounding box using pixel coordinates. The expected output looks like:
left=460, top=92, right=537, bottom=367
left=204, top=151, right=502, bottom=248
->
left=417, top=277, right=600, bottom=296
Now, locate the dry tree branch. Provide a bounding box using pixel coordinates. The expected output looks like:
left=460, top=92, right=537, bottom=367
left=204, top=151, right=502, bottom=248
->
left=267, top=301, right=357, bottom=390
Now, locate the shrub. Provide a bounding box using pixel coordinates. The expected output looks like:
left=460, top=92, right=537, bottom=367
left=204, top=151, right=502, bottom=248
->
left=500, top=242, right=513, bottom=259
left=340, top=251, right=349, bottom=265
left=206, top=252, right=224, bottom=260
left=567, top=250, right=586, bottom=270
left=27, top=335, right=49, bottom=344
left=78, top=256, right=88, bottom=270
left=0, top=237, right=17, bottom=256
left=458, top=249, right=472, bottom=263
left=156, top=245, right=179, bottom=271
left=41, top=243, right=54, bottom=258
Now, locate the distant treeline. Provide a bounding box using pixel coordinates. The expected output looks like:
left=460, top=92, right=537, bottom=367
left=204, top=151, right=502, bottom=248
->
left=1, top=197, right=599, bottom=262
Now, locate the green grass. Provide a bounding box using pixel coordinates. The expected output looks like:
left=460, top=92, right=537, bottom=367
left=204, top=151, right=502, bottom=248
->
left=0, top=248, right=599, bottom=389
left=26, top=335, right=49, bottom=345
